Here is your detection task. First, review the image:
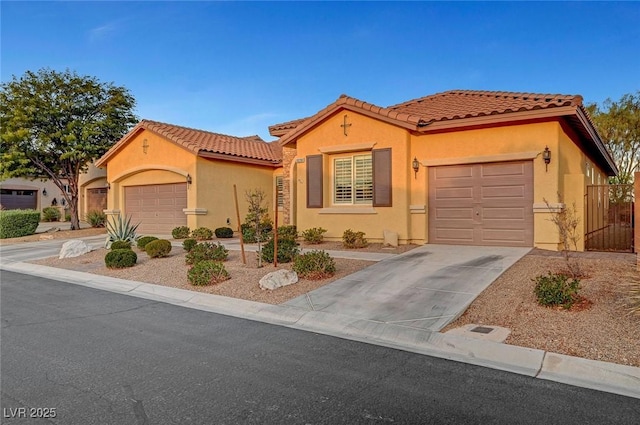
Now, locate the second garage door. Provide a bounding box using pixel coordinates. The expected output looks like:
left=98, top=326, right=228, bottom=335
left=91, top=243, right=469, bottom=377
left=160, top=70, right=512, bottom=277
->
left=428, top=161, right=533, bottom=247
left=125, top=183, right=187, bottom=235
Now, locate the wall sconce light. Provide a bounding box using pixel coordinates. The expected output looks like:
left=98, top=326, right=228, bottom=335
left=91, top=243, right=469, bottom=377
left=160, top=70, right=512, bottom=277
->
left=186, top=174, right=192, bottom=186
left=42, top=188, right=47, bottom=197
left=543, top=146, right=551, bottom=171
left=226, top=218, right=231, bottom=225
left=412, top=157, right=420, bottom=179
left=106, top=182, right=111, bottom=190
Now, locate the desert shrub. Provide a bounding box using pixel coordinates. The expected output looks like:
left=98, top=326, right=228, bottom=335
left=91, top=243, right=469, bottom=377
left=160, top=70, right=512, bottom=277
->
left=533, top=272, right=581, bottom=309
left=191, top=227, right=214, bottom=241
left=293, top=250, right=336, bottom=280
left=145, top=239, right=172, bottom=258
left=65, top=213, right=71, bottom=222
left=137, top=236, right=159, bottom=249
left=241, top=222, right=273, bottom=243
left=185, top=242, right=229, bottom=265
left=86, top=210, right=106, bottom=228
left=105, top=249, right=137, bottom=269
left=342, top=229, right=368, bottom=248
left=171, top=226, right=191, bottom=239
left=106, top=214, right=140, bottom=246
left=42, top=206, right=61, bottom=222
left=214, top=227, right=234, bottom=238
left=188, top=260, right=230, bottom=286
left=301, top=227, right=327, bottom=244
left=0, top=209, right=40, bottom=239
left=627, top=277, right=640, bottom=317
left=276, top=225, right=298, bottom=241
left=110, top=240, right=132, bottom=250
left=182, top=238, right=197, bottom=252
left=261, top=238, right=300, bottom=263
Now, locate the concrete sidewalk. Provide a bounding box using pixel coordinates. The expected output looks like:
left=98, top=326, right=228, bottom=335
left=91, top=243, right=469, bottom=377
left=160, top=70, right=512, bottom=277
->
left=1, top=240, right=638, bottom=400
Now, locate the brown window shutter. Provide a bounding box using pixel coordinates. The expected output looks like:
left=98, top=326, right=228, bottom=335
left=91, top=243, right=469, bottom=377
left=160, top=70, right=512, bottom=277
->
left=372, top=148, right=392, bottom=207
left=306, top=155, right=323, bottom=208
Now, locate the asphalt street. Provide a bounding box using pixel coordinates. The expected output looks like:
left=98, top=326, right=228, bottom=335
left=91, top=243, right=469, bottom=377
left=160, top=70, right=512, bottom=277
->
left=1, top=271, right=638, bottom=425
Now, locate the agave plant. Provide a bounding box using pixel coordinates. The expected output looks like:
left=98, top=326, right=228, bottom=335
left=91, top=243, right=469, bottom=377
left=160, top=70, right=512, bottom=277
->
left=105, top=214, right=140, bottom=248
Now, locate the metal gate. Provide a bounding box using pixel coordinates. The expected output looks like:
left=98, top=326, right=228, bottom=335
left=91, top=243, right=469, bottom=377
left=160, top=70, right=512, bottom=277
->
left=585, top=184, right=634, bottom=252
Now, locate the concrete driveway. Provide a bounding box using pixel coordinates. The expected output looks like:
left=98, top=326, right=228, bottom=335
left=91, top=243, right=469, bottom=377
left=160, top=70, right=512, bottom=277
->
left=285, top=244, right=531, bottom=331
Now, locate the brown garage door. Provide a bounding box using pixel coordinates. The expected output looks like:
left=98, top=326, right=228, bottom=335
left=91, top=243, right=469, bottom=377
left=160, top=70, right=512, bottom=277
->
left=125, top=183, right=187, bottom=235
left=87, top=188, right=107, bottom=213
left=429, top=161, right=533, bottom=247
left=0, top=189, right=37, bottom=210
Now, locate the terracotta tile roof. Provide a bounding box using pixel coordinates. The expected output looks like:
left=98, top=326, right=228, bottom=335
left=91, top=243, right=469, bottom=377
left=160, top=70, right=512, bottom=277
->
left=387, top=90, right=584, bottom=123
left=268, top=117, right=308, bottom=137
left=97, top=119, right=282, bottom=167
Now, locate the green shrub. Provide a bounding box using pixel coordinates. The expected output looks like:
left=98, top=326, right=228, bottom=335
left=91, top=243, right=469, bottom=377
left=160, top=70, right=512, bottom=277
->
left=261, top=238, right=300, bottom=263
left=533, top=272, right=581, bottom=309
left=241, top=222, right=273, bottom=243
left=137, top=236, right=159, bottom=249
left=188, top=260, right=230, bottom=286
left=106, top=214, right=140, bottom=246
left=171, top=226, right=191, bottom=239
left=145, top=239, right=172, bottom=258
left=301, top=227, right=327, bottom=244
left=65, top=213, right=71, bottom=222
left=214, top=227, right=234, bottom=238
left=0, top=209, right=40, bottom=239
left=105, top=249, right=137, bottom=269
left=182, top=238, right=197, bottom=252
left=276, top=225, right=298, bottom=241
left=293, top=250, right=336, bottom=280
left=86, top=210, right=106, bottom=228
left=185, top=242, right=229, bottom=265
left=110, top=240, right=132, bottom=250
left=191, top=227, right=214, bottom=241
left=42, top=206, right=61, bottom=222
left=342, top=229, right=368, bottom=248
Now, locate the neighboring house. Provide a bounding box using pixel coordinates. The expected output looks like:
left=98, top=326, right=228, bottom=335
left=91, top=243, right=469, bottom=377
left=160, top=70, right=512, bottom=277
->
left=271, top=90, right=617, bottom=251
left=0, top=163, right=108, bottom=219
left=95, top=120, right=283, bottom=234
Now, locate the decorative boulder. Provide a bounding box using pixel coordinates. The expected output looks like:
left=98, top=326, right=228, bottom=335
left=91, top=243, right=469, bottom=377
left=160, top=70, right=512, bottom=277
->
left=59, top=239, right=92, bottom=259
left=259, top=269, right=299, bottom=290
left=383, top=229, right=399, bottom=247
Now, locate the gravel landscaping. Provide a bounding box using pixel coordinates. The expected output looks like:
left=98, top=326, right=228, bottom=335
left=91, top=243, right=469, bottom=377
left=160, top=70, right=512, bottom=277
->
left=442, top=250, right=640, bottom=367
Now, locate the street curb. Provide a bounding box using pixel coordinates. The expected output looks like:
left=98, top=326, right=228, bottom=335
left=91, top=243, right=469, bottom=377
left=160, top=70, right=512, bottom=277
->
left=1, top=260, right=638, bottom=399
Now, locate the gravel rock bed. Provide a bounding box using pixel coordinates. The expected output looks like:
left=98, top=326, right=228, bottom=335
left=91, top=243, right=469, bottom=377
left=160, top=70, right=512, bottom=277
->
left=32, top=248, right=374, bottom=305
left=442, top=253, right=640, bottom=367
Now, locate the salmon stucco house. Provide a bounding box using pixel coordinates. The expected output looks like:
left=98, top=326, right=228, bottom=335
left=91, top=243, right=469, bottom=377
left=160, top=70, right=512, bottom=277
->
left=95, top=120, right=282, bottom=234
left=97, top=89, right=617, bottom=251
left=271, top=90, right=617, bottom=251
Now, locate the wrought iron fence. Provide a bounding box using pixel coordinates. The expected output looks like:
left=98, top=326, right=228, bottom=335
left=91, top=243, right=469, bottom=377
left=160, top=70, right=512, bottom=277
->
left=585, top=184, right=634, bottom=252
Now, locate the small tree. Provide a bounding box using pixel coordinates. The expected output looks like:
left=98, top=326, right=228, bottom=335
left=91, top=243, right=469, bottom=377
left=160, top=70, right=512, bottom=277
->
left=245, top=189, right=270, bottom=267
left=544, top=196, right=581, bottom=278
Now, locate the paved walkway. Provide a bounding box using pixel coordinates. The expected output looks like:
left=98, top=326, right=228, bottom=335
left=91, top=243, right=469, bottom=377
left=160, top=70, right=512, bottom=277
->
left=0, top=236, right=638, bottom=399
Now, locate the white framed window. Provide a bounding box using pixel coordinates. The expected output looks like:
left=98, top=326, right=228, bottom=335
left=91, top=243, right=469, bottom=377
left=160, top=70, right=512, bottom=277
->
left=333, top=154, right=372, bottom=205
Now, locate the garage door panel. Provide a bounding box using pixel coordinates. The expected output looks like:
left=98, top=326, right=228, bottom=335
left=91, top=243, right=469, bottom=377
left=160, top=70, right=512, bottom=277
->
left=481, top=162, right=525, bottom=177
left=125, top=183, right=187, bottom=234
left=429, top=161, right=533, bottom=247
left=482, top=186, right=525, bottom=199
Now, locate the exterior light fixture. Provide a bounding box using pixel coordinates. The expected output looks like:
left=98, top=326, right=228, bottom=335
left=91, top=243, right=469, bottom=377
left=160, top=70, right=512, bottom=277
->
left=186, top=174, right=192, bottom=186
left=106, top=182, right=111, bottom=190
left=543, top=146, right=551, bottom=171
left=42, top=188, right=47, bottom=196
left=226, top=218, right=231, bottom=225
left=412, top=157, right=420, bottom=179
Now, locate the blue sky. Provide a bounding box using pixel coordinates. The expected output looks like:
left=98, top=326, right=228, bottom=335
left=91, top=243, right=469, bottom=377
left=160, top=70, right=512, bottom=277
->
left=2, top=1, right=639, bottom=141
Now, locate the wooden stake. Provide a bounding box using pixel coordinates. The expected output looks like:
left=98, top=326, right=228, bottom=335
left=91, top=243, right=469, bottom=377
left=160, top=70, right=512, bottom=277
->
left=273, top=200, right=278, bottom=267
left=233, top=184, right=246, bottom=265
